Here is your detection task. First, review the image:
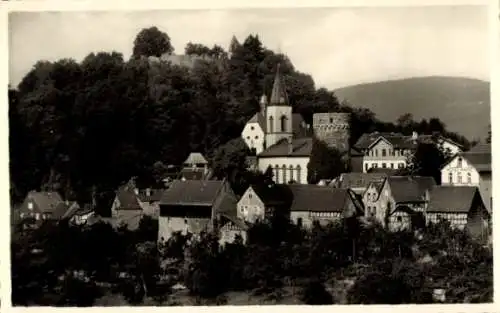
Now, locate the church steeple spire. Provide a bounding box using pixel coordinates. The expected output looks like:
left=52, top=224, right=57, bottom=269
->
left=269, top=63, right=288, bottom=106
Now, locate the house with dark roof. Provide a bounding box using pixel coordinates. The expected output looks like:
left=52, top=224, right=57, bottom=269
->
left=353, top=131, right=463, bottom=174
left=258, top=137, right=313, bottom=184
left=363, top=180, right=386, bottom=219
left=333, top=172, right=388, bottom=195
left=18, top=191, right=73, bottom=227
left=440, top=144, right=492, bottom=212
left=236, top=184, right=293, bottom=223
left=424, top=186, right=490, bottom=240
left=110, top=185, right=145, bottom=230
left=158, top=179, right=235, bottom=243
left=287, top=185, right=364, bottom=229
left=137, top=188, right=165, bottom=217
left=374, top=176, right=436, bottom=231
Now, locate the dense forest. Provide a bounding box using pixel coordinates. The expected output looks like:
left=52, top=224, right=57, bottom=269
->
left=9, top=26, right=474, bottom=207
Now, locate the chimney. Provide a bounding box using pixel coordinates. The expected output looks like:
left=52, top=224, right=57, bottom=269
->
left=259, top=94, right=267, bottom=115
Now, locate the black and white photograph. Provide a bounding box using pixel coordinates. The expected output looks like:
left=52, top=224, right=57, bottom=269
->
left=6, top=2, right=494, bottom=307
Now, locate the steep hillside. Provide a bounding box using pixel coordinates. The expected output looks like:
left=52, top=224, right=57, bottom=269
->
left=334, top=76, right=490, bottom=140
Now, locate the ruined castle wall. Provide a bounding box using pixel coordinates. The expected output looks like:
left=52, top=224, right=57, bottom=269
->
left=313, top=113, right=351, bottom=154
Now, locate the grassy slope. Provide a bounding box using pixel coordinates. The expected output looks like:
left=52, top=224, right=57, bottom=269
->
left=334, top=76, right=490, bottom=140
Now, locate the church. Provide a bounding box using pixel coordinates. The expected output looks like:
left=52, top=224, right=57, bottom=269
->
left=241, top=64, right=351, bottom=185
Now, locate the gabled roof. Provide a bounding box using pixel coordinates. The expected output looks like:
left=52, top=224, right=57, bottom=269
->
left=287, top=185, right=352, bottom=213
left=366, top=168, right=401, bottom=175
left=338, top=172, right=387, bottom=190
left=269, top=63, right=289, bottom=106
left=183, top=152, right=208, bottom=165
left=441, top=151, right=491, bottom=172
left=160, top=180, right=224, bottom=206
left=258, top=137, right=313, bottom=158
left=116, top=187, right=142, bottom=210
left=247, top=112, right=267, bottom=132
left=427, top=186, right=480, bottom=213
left=365, top=180, right=385, bottom=198
left=249, top=184, right=293, bottom=206
left=215, top=191, right=239, bottom=216
left=25, top=191, right=65, bottom=214
left=386, top=176, right=436, bottom=203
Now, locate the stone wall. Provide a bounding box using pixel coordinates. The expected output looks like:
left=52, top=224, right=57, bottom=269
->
left=313, top=113, right=351, bottom=154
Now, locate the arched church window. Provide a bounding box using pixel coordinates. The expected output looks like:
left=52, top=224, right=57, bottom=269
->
left=296, top=165, right=302, bottom=183
left=282, top=164, right=287, bottom=184
left=269, top=116, right=274, bottom=133
left=289, top=165, right=294, bottom=182
left=280, top=115, right=287, bottom=132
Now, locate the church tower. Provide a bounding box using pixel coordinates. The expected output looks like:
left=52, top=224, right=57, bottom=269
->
left=265, top=64, right=293, bottom=148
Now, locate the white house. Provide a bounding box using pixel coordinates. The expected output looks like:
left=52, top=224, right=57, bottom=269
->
left=440, top=145, right=492, bottom=212
left=241, top=98, right=266, bottom=155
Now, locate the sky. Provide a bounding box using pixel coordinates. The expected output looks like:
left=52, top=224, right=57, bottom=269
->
left=8, top=6, right=489, bottom=90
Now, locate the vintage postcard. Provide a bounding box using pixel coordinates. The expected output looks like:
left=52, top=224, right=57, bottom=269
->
left=2, top=0, right=497, bottom=310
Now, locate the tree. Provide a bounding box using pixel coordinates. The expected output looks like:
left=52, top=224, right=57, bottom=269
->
left=132, top=26, right=174, bottom=59
left=185, top=42, right=211, bottom=56
left=307, top=138, right=347, bottom=184
left=405, top=142, right=446, bottom=184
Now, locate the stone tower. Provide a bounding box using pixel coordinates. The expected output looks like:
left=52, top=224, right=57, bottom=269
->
left=265, top=64, right=293, bottom=148
left=312, top=112, right=351, bottom=154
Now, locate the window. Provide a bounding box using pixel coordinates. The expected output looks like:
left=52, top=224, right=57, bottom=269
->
left=282, top=165, right=287, bottom=184
left=397, top=216, right=402, bottom=222
left=289, top=165, right=294, bottom=182
left=373, top=163, right=378, bottom=168
left=246, top=136, right=250, bottom=140
left=297, top=217, right=303, bottom=227
left=467, top=172, right=472, bottom=184
left=375, top=150, right=378, bottom=157
left=330, top=118, right=334, bottom=123
left=255, top=136, right=258, bottom=139
left=251, top=126, right=255, bottom=131
left=184, top=218, right=188, bottom=225
left=248, top=193, right=252, bottom=199
left=280, top=116, right=287, bottom=132
left=269, top=116, right=274, bottom=133
left=274, top=165, right=280, bottom=183
left=448, top=172, right=453, bottom=183
left=457, top=157, right=463, bottom=168
left=382, top=163, right=387, bottom=169
left=398, top=163, right=404, bottom=169
left=382, top=149, right=387, bottom=157
left=458, top=173, right=462, bottom=184
left=365, top=163, right=369, bottom=172
left=296, top=165, right=302, bottom=183
left=390, top=163, right=394, bottom=169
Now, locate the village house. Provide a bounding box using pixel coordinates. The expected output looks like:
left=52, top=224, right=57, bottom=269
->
left=110, top=185, right=145, bottom=230
left=158, top=179, right=235, bottom=243
left=440, top=143, right=492, bottom=212
left=425, top=186, right=490, bottom=240
left=332, top=172, right=388, bottom=195
left=363, top=180, right=385, bottom=219
left=17, top=191, right=74, bottom=227
left=353, top=132, right=463, bottom=173
left=236, top=184, right=292, bottom=223
left=373, top=176, right=436, bottom=231
left=287, top=185, right=364, bottom=229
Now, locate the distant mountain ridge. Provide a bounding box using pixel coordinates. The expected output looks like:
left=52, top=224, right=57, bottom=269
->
left=334, top=76, right=490, bottom=140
